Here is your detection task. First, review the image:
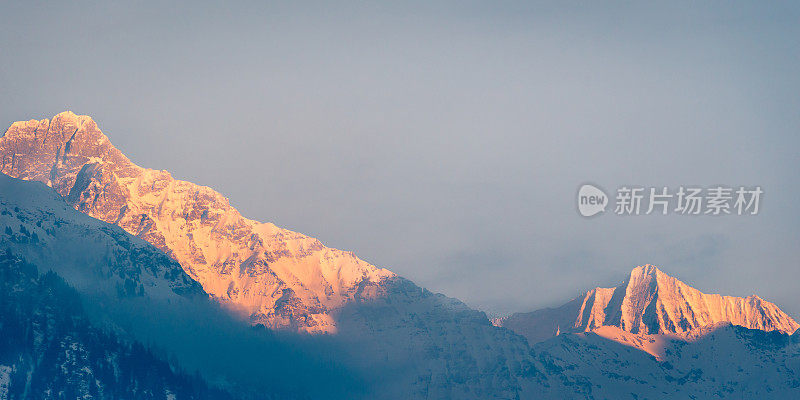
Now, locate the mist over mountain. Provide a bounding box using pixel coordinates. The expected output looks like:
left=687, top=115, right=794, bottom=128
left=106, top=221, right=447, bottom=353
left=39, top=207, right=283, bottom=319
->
left=1, top=111, right=394, bottom=334
left=0, top=158, right=539, bottom=399
left=2, top=0, right=799, bottom=397
left=0, top=115, right=542, bottom=398
left=0, top=251, right=231, bottom=400
left=2, top=112, right=800, bottom=399
left=0, top=174, right=363, bottom=399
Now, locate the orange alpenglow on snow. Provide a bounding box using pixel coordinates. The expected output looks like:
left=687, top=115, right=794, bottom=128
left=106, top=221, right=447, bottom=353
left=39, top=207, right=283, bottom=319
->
left=497, top=265, right=799, bottom=344
left=0, top=112, right=395, bottom=333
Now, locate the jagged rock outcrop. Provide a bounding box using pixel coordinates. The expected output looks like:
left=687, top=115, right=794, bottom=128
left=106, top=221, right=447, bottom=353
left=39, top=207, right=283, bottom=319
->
left=498, top=264, right=799, bottom=344
left=1, top=112, right=394, bottom=332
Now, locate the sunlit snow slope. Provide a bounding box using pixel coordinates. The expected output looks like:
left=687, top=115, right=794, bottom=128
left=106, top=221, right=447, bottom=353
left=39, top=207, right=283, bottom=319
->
left=497, top=265, right=799, bottom=344
left=0, top=111, right=395, bottom=332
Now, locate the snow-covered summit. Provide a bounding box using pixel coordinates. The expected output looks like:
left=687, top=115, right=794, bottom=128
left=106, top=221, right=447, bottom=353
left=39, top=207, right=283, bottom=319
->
left=498, top=264, right=799, bottom=344
left=1, top=112, right=395, bottom=333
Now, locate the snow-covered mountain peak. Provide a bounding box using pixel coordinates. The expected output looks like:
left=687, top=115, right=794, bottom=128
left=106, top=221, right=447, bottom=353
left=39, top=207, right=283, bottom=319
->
left=630, top=263, right=660, bottom=277
left=4, top=111, right=105, bottom=145
left=498, top=264, right=799, bottom=344
left=1, top=112, right=395, bottom=333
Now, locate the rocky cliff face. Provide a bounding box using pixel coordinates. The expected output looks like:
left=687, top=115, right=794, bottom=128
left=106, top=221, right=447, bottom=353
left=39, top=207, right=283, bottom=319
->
left=498, top=265, right=799, bottom=344
left=1, top=112, right=394, bottom=333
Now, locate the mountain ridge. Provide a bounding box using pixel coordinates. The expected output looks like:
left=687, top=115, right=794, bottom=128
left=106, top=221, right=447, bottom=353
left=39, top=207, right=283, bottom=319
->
left=0, top=170, right=547, bottom=399
left=497, top=264, right=799, bottom=344
left=4, top=113, right=797, bottom=339
left=1, top=111, right=395, bottom=333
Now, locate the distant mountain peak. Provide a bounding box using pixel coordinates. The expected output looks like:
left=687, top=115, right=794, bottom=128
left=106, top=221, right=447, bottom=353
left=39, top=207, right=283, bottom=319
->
left=498, top=264, right=799, bottom=344
left=630, top=263, right=659, bottom=277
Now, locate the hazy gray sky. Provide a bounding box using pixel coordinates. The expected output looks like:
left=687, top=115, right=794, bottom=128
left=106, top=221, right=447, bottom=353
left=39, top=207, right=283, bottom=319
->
left=2, top=1, right=799, bottom=316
